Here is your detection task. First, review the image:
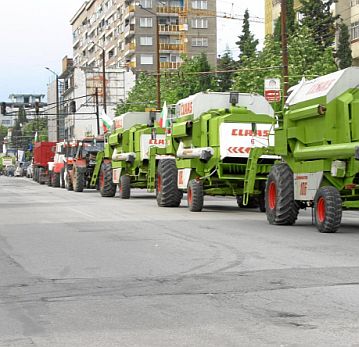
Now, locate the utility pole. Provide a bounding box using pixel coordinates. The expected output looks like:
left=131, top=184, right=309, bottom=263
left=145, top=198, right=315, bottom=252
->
left=92, top=42, right=107, bottom=114
left=45, top=67, right=60, bottom=141
left=281, top=0, right=289, bottom=100
left=95, top=88, right=100, bottom=136
left=137, top=3, right=161, bottom=110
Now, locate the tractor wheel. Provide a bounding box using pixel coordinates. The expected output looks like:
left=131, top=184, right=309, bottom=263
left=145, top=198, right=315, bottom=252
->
left=156, top=159, right=182, bottom=207
left=119, top=175, right=131, bottom=199
left=266, top=163, right=299, bottom=225
left=187, top=179, right=204, bottom=212
left=33, top=168, right=37, bottom=181
left=65, top=172, right=73, bottom=191
left=60, top=168, right=65, bottom=188
left=73, top=168, right=84, bottom=192
left=258, top=193, right=266, bottom=213
left=99, top=163, right=116, bottom=197
left=314, top=186, right=342, bottom=233
left=48, top=172, right=53, bottom=187
left=52, top=172, right=60, bottom=188
left=236, top=196, right=258, bottom=209
left=39, top=168, right=45, bottom=185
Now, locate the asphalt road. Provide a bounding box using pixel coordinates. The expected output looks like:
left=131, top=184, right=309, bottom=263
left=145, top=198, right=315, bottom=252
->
left=1, top=176, right=359, bottom=346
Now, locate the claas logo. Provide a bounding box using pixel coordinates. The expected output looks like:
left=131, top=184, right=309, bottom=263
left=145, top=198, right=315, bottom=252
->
left=231, top=129, right=270, bottom=137
left=149, top=139, right=165, bottom=145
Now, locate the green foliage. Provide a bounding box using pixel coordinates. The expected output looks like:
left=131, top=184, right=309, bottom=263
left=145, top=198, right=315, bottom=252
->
left=232, top=26, right=337, bottom=96
left=337, top=22, right=352, bottom=69
left=299, top=0, right=339, bottom=50
left=116, top=53, right=215, bottom=114
left=273, top=0, right=296, bottom=42
left=23, top=118, right=48, bottom=139
left=236, top=9, right=258, bottom=63
left=217, top=49, right=237, bottom=92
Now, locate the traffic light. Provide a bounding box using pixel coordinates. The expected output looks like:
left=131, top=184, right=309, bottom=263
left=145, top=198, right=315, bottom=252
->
left=1, top=102, right=6, bottom=115
left=35, top=101, right=40, bottom=115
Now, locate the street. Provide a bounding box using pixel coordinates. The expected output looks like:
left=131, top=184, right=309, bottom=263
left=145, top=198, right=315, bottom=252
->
left=1, top=176, right=359, bottom=346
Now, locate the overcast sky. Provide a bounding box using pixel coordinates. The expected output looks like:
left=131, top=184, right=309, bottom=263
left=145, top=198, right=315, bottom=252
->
left=0, top=0, right=264, bottom=101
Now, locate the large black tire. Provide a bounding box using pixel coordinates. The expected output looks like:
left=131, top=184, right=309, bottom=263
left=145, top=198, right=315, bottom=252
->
left=236, top=196, right=259, bottom=209
left=73, top=168, right=84, bottom=192
left=60, top=168, right=65, bottom=188
left=99, top=163, right=116, bottom=197
left=52, top=172, right=60, bottom=188
left=314, top=186, right=342, bottom=233
left=66, top=171, right=73, bottom=191
left=119, top=175, right=131, bottom=199
left=266, top=163, right=299, bottom=225
left=39, top=168, right=45, bottom=185
left=156, top=159, right=182, bottom=207
left=187, top=179, right=204, bottom=212
left=33, top=168, right=38, bottom=182
left=48, top=172, right=53, bottom=187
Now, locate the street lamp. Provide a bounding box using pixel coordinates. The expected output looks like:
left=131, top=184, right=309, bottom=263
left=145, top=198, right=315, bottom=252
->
left=45, top=67, right=60, bottom=141
left=91, top=41, right=107, bottom=114
left=135, top=2, right=161, bottom=111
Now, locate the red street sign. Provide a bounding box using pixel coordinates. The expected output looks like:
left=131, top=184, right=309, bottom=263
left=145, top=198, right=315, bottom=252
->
left=265, top=90, right=281, bottom=102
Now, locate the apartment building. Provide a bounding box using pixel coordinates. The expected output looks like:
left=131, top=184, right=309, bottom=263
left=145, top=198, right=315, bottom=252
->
left=265, top=0, right=359, bottom=66
left=70, top=0, right=217, bottom=72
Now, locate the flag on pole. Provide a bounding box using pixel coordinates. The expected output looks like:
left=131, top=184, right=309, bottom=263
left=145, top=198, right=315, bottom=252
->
left=159, top=101, right=168, bottom=128
left=34, top=131, right=38, bottom=142
left=100, top=110, right=112, bottom=133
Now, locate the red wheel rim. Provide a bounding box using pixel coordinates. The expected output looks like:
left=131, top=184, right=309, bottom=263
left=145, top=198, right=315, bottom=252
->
left=188, top=187, right=193, bottom=206
left=268, top=181, right=276, bottom=210
left=157, top=175, right=162, bottom=192
left=317, top=197, right=326, bottom=223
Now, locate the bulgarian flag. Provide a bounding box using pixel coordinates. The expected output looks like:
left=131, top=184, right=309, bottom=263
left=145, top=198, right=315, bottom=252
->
left=34, top=131, right=38, bottom=142
left=100, top=110, right=112, bottom=133
left=159, top=101, right=168, bottom=128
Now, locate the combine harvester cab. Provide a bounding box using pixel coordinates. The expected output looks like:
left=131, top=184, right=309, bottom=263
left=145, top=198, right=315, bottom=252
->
left=47, top=142, right=65, bottom=188
left=156, top=91, right=277, bottom=212
left=266, top=67, right=359, bottom=233
left=93, top=111, right=167, bottom=199
left=69, top=136, right=104, bottom=192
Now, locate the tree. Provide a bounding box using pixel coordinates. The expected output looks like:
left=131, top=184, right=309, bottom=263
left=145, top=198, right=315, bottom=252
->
left=236, top=9, right=258, bottom=63
left=232, top=25, right=337, bottom=96
left=217, top=49, right=237, bottom=92
left=299, top=0, right=339, bottom=50
left=337, top=22, right=352, bottom=69
left=273, top=0, right=296, bottom=42
left=0, top=125, right=7, bottom=152
left=116, top=54, right=216, bottom=114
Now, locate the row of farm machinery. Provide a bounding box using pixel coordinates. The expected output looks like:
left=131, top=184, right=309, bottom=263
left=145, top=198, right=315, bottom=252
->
left=32, top=67, right=359, bottom=233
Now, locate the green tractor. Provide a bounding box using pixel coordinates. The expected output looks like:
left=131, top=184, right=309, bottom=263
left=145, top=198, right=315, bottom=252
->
left=266, top=67, right=359, bottom=233
left=92, top=111, right=167, bottom=199
left=154, top=91, right=278, bottom=212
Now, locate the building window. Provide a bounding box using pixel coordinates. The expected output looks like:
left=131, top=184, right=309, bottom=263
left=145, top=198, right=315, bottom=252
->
left=351, top=0, right=359, bottom=6
left=191, top=18, right=208, bottom=29
left=191, top=37, right=208, bottom=47
left=140, top=0, right=152, bottom=8
left=192, top=0, right=207, bottom=10
left=140, top=54, right=154, bottom=65
left=351, top=21, right=359, bottom=40
left=108, top=48, right=115, bottom=59
left=140, top=17, right=153, bottom=27
left=140, top=36, right=153, bottom=45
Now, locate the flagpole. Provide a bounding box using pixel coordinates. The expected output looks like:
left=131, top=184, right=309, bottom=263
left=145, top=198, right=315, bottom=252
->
left=95, top=88, right=100, bottom=136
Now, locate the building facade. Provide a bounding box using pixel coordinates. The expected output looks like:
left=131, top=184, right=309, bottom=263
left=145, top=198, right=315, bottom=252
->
left=265, top=0, right=359, bottom=66
left=57, top=56, right=135, bottom=140
left=70, top=0, right=217, bottom=72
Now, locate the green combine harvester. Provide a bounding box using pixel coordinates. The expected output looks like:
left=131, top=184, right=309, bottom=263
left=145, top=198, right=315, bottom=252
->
left=154, top=91, right=278, bottom=212
left=266, top=67, right=359, bottom=233
left=92, top=111, right=167, bottom=199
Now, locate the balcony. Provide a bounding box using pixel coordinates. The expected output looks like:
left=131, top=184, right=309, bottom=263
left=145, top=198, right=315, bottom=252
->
left=124, top=5, right=135, bottom=19
left=160, top=61, right=182, bottom=69
left=124, top=42, right=136, bottom=56
left=158, top=24, right=180, bottom=33
left=159, top=43, right=183, bottom=51
left=157, top=6, right=182, bottom=14
left=124, top=24, right=135, bottom=38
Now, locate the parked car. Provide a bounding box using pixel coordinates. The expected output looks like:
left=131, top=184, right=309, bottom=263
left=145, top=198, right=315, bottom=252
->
left=14, top=166, right=22, bottom=177
left=5, top=165, right=15, bottom=176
